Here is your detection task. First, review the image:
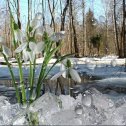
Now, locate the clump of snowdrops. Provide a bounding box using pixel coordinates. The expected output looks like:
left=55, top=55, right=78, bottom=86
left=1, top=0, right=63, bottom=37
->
left=0, top=10, right=81, bottom=105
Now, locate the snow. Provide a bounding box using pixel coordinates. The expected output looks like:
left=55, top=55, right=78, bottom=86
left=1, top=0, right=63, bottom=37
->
left=0, top=55, right=126, bottom=125
left=0, top=88, right=126, bottom=125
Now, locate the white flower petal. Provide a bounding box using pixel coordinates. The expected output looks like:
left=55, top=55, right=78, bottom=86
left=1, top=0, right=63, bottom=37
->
left=23, top=49, right=29, bottom=62
left=62, top=70, right=67, bottom=78
left=29, top=42, right=36, bottom=51
left=50, top=31, right=65, bottom=42
left=35, top=41, right=45, bottom=54
left=50, top=70, right=66, bottom=80
left=60, top=64, right=67, bottom=78
left=35, top=12, right=42, bottom=20
left=2, top=45, right=11, bottom=57
left=60, top=64, right=66, bottom=71
left=15, top=42, right=27, bottom=53
left=14, top=29, right=23, bottom=42
left=35, top=26, right=44, bottom=37
left=31, top=19, right=40, bottom=30
left=69, top=68, right=81, bottom=83
left=28, top=51, right=35, bottom=63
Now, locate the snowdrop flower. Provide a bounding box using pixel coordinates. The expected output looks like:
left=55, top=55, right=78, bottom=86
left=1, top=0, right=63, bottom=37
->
left=14, top=29, right=23, bottom=43
left=35, top=26, right=44, bottom=39
left=28, top=41, right=45, bottom=62
left=31, top=19, right=40, bottom=30
left=50, top=31, right=65, bottom=42
left=35, top=25, right=54, bottom=39
left=0, top=36, right=11, bottom=57
left=51, top=59, right=81, bottom=83
left=2, top=45, right=12, bottom=57
left=35, top=12, right=43, bottom=20
left=15, top=41, right=45, bottom=62
left=44, top=24, right=53, bottom=36
left=31, top=12, right=42, bottom=31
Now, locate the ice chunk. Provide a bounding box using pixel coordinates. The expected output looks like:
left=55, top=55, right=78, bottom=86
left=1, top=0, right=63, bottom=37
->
left=82, top=91, right=92, bottom=107
left=102, top=104, right=126, bottom=125
left=47, top=110, right=82, bottom=125
left=81, top=107, right=106, bottom=125
left=13, top=116, right=26, bottom=125
left=0, top=103, right=20, bottom=125
left=74, top=103, right=83, bottom=115
left=59, top=95, right=75, bottom=110
left=31, top=92, right=61, bottom=115
left=0, top=96, right=10, bottom=106
left=90, top=88, right=114, bottom=111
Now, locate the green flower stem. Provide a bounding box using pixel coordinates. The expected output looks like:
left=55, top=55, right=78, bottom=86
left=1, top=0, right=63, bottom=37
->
left=17, top=55, right=26, bottom=104
left=2, top=53, right=21, bottom=103
left=29, top=61, right=33, bottom=88
left=29, top=58, right=36, bottom=102
left=36, top=61, right=46, bottom=98
left=36, top=41, right=63, bottom=98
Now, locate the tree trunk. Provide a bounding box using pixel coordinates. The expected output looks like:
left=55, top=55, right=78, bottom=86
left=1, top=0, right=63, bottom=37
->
left=113, top=0, right=121, bottom=57
left=42, top=0, right=45, bottom=26
left=82, top=0, right=86, bottom=56
left=48, top=0, right=56, bottom=31
left=123, top=0, right=126, bottom=57
left=69, top=0, right=79, bottom=57
left=17, top=0, right=21, bottom=29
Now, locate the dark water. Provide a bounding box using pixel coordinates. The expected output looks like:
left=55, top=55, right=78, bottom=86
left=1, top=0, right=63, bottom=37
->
left=0, top=74, right=100, bottom=102
left=0, top=72, right=126, bottom=104
left=0, top=64, right=126, bottom=103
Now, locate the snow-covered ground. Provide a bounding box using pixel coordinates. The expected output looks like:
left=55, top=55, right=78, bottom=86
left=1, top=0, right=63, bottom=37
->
left=0, top=55, right=126, bottom=125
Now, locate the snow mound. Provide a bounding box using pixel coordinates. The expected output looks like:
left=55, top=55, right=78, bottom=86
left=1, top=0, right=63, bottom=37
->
left=0, top=88, right=126, bottom=125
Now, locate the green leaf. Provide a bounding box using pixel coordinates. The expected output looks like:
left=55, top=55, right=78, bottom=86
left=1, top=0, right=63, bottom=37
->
left=44, top=53, right=73, bottom=79
left=29, top=26, right=33, bottom=32
left=29, top=37, right=35, bottom=42
left=14, top=22, right=19, bottom=30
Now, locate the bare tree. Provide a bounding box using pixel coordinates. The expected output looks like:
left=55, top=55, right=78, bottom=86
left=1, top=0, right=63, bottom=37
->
left=122, top=0, right=126, bottom=57
left=113, top=0, right=121, bottom=56
left=69, top=0, right=79, bottom=57
left=47, top=0, right=58, bottom=31
left=82, top=0, right=86, bottom=56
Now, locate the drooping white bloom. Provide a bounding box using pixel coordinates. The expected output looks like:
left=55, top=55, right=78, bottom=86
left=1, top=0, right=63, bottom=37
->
left=69, top=68, right=81, bottom=83
left=15, top=41, right=45, bottom=62
left=15, top=42, right=27, bottom=53
left=0, top=36, right=11, bottom=57
left=31, top=12, right=42, bottom=32
left=2, top=45, right=11, bottom=57
left=35, top=25, right=54, bottom=38
left=31, top=19, right=40, bottom=30
left=14, top=29, right=23, bottom=43
left=44, top=24, right=53, bottom=36
left=51, top=59, right=81, bottom=83
left=29, top=41, right=45, bottom=54
left=35, top=26, right=44, bottom=38
left=22, top=49, right=29, bottom=62
left=35, top=12, right=43, bottom=20
left=50, top=31, right=65, bottom=42
left=15, top=42, right=29, bottom=62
